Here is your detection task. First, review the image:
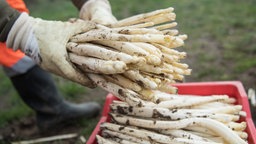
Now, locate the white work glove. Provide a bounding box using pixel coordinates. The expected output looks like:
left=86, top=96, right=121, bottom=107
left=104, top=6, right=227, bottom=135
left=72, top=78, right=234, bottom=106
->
left=79, top=0, right=117, bottom=25
left=6, top=13, right=96, bottom=88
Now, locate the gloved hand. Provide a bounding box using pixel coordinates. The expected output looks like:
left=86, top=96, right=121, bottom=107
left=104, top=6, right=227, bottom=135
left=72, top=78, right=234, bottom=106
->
left=6, top=13, right=96, bottom=88
left=79, top=0, right=117, bottom=25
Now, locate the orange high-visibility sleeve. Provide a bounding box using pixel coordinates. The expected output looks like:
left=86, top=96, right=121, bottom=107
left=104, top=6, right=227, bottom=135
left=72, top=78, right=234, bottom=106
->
left=6, top=0, right=29, bottom=13
left=0, top=0, right=29, bottom=67
left=0, top=43, right=25, bottom=67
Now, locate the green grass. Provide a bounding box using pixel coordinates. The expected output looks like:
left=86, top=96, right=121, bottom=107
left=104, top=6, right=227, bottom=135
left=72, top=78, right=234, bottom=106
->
left=78, top=118, right=100, bottom=138
left=55, top=77, right=87, bottom=99
left=24, top=0, right=78, bottom=20
left=0, top=104, right=33, bottom=127
left=0, top=0, right=255, bottom=140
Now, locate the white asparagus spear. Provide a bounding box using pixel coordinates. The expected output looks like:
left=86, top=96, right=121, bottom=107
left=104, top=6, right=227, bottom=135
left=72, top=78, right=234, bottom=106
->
left=71, top=29, right=174, bottom=44
left=87, top=74, right=149, bottom=107
left=226, top=122, right=247, bottom=131
left=151, top=93, right=242, bottom=114
left=166, top=107, right=242, bottom=117
left=162, top=53, right=180, bottom=63
left=188, top=126, right=248, bottom=143
left=101, top=122, right=213, bottom=144
left=136, top=89, right=161, bottom=102
left=157, top=84, right=179, bottom=94
left=133, top=42, right=163, bottom=59
left=163, top=36, right=185, bottom=48
left=239, top=111, right=247, bottom=117
left=127, top=22, right=155, bottom=28
left=110, top=7, right=174, bottom=27
left=178, top=34, right=188, bottom=40
left=171, top=62, right=189, bottom=69
left=153, top=22, right=178, bottom=30
left=141, top=71, right=174, bottom=83
left=186, top=131, right=226, bottom=143
left=235, top=131, right=248, bottom=140
left=110, top=103, right=238, bottom=123
left=100, top=122, right=178, bottom=144
left=156, top=93, right=230, bottom=99
left=153, top=92, right=234, bottom=104
left=109, top=113, right=247, bottom=144
left=142, top=13, right=176, bottom=26
left=98, top=24, right=161, bottom=35
left=94, top=40, right=162, bottom=65
left=212, top=114, right=239, bottom=122
left=67, top=42, right=142, bottom=64
left=118, top=89, right=158, bottom=102
left=172, top=73, right=185, bottom=81
left=95, top=24, right=110, bottom=30
left=104, top=74, right=142, bottom=92
left=175, top=138, right=222, bottom=144
left=102, top=124, right=223, bottom=144
left=107, top=137, right=140, bottom=144
left=186, top=130, right=217, bottom=138
left=112, top=27, right=162, bottom=35
left=184, top=126, right=220, bottom=137
left=152, top=91, right=178, bottom=100
left=69, top=53, right=127, bottom=74
left=190, top=105, right=243, bottom=115
left=157, top=95, right=229, bottom=109
left=191, top=102, right=233, bottom=109
left=164, top=63, right=191, bottom=75
left=162, top=29, right=179, bottom=36
left=160, top=129, right=215, bottom=143
left=142, top=75, right=162, bottom=86
left=144, top=55, right=162, bottom=66
left=87, top=73, right=156, bottom=107
left=95, top=40, right=148, bottom=56
left=123, top=70, right=158, bottom=89
left=131, top=63, right=173, bottom=74
left=153, top=43, right=187, bottom=58
left=186, top=126, right=248, bottom=139
left=96, top=135, right=118, bottom=144
left=102, top=129, right=157, bottom=144
left=206, top=137, right=226, bottom=144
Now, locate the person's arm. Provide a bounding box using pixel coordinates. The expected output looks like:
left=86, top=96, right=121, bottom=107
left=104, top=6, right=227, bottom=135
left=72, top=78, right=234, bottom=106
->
left=0, top=0, right=96, bottom=87
left=0, top=0, right=20, bottom=42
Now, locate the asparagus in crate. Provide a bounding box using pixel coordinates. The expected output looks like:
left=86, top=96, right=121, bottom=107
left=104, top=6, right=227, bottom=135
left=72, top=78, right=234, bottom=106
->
left=104, top=93, right=248, bottom=144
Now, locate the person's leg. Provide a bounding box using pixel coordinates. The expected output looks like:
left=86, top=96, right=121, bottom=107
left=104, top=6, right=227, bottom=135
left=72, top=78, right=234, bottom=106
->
left=3, top=55, right=100, bottom=131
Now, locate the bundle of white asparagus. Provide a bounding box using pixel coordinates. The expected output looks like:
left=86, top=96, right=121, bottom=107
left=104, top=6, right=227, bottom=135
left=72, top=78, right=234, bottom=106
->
left=68, top=7, right=190, bottom=103
left=67, top=7, right=249, bottom=144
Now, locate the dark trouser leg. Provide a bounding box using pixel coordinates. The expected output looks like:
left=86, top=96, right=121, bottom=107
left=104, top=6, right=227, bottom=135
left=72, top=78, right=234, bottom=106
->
left=9, top=65, right=100, bottom=131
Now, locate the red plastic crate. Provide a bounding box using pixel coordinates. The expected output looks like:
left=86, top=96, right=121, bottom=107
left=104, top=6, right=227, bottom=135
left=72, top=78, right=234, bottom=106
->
left=87, top=81, right=256, bottom=144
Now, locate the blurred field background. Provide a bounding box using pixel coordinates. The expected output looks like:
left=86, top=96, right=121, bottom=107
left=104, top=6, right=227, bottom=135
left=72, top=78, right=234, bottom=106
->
left=0, top=0, right=255, bottom=143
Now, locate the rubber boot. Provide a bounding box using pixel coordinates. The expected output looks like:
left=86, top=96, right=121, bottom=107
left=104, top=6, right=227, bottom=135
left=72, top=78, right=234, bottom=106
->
left=9, top=65, right=101, bottom=131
